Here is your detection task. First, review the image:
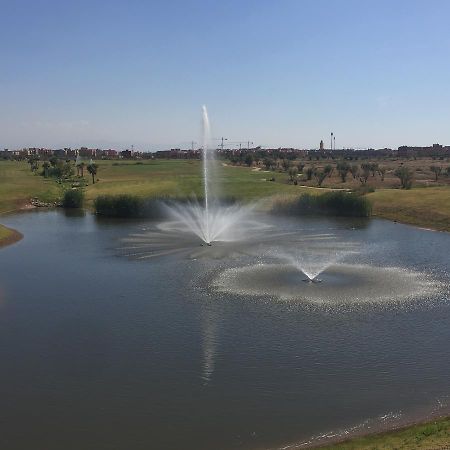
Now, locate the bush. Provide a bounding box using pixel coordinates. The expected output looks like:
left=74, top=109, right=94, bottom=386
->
left=272, top=192, right=372, bottom=217
left=394, top=166, right=414, bottom=189
left=94, top=195, right=145, bottom=217
left=353, top=185, right=375, bottom=196
left=62, top=189, right=84, bottom=208
left=94, top=195, right=238, bottom=218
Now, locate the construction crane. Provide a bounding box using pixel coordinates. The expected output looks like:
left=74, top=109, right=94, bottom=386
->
left=228, top=141, right=246, bottom=151
left=213, top=137, right=228, bottom=151
left=228, top=141, right=254, bottom=151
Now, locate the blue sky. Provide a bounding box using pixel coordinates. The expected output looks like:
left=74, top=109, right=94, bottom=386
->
left=1, top=0, right=450, bottom=150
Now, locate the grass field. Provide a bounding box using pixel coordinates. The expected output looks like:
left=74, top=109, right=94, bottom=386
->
left=369, top=187, right=450, bottom=232
left=316, top=416, right=450, bottom=449
left=0, top=223, right=23, bottom=248
left=0, top=160, right=61, bottom=213
left=83, top=160, right=313, bottom=203
left=0, top=224, right=12, bottom=241
left=1, top=159, right=450, bottom=232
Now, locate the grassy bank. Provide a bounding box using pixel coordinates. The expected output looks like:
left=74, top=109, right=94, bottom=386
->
left=316, top=416, right=450, bottom=449
left=1, top=160, right=450, bottom=232
left=369, top=187, right=450, bottom=232
left=0, top=160, right=61, bottom=213
left=0, top=224, right=23, bottom=248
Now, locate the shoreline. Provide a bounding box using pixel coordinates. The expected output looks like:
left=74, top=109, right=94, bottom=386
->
left=267, top=411, right=450, bottom=450
left=312, top=413, right=450, bottom=449
left=0, top=224, right=23, bottom=249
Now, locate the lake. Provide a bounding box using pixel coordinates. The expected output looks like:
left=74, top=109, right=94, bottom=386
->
left=0, top=210, right=449, bottom=449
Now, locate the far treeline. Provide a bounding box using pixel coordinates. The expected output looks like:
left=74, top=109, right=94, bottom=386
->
left=230, top=152, right=450, bottom=191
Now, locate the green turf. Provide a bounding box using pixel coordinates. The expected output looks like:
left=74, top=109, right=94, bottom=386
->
left=83, top=160, right=320, bottom=204
left=0, top=224, right=12, bottom=240
left=369, top=187, right=450, bottom=232
left=316, top=416, right=450, bottom=449
left=0, top=160, right=61, bottom=213
left=2, top=160, right=450, bottom=233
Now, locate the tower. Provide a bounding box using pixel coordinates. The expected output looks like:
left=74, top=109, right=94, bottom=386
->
left=320, top=140, right=324, bottom=151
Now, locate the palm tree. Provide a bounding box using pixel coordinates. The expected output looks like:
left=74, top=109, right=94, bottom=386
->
left=87, top=163, right=98, bottom=184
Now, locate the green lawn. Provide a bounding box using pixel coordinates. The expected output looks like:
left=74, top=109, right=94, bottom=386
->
left=0, top=223, right=23, bottom=248
left=1, top=160, right=450, bottom=233
left=0, top=224, right=12, bottom=240
left=83, top=160, right=318, bottom=204
left=317, top=416, right=450, bottom=449
left=369, top=187, right=450, bottom=232
left=0, top=160, right=61, bottom=213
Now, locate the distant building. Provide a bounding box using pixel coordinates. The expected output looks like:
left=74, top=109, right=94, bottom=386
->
left=320, top=140, right=324, bottom=151
left=398, top=144, right=450, bottom=158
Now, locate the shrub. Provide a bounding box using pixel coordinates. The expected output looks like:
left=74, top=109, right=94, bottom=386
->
left=62, top=189, right=84, bottom=208
left=394, top=166, right=414, bottom=189
left=94, top=195, right=145, bottom=217
left=272, top=192, right=372, bottom=217
left=353, top=185, right=375, bottom=196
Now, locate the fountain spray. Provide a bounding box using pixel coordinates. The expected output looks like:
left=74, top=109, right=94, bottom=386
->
left=202, top=105, right=211, bottom=244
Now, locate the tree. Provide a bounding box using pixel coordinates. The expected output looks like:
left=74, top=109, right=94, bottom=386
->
left=359, top=164, right=371, bottom=184
left=324, top=164, right=334, bottom=177
left=314, top=168, right=331, bottom=187
left=430, top=165, right=442, bottom=181
left=305, top=166, right=315, bottom=181
left=369, top=162, right=379, bottom=177
left=282, top=158, right=291, bottom=172
left=244, top=153, right=254, bottom=167
left=42, top=161, right=50, bottom=178
left=263, top=158, right=272, bottom=170
left=288, top=166, right=298, bottom=183
left=377, top=167, right=386, bottom=181
left=394, top=166, right=414, bottom=189
left=350, top=164, right=359, bottom=179
left=49, top=156, right=58, bottom=167
left=62, top=161, right=74, bottom=178
left=28, top=155, right=39, bottom=173
left=336, top=161, right=350, bottom=182
left=87, top=163, right=98, bottom=184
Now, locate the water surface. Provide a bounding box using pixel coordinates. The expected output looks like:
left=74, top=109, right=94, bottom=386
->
left=0, top=210, right=449, bottom=449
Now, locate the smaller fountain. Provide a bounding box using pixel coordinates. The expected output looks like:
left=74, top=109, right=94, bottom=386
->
left=273, top=233, right=361, bottom=283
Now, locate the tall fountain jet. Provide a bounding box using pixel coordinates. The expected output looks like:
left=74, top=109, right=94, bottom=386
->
left=202, top=105, right=212, bottom=244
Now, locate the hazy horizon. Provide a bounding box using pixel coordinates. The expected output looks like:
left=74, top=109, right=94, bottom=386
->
left=2, top=0, right=450, bottom=150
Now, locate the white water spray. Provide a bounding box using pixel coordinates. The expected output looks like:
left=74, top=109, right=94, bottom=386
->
left=161, top=106, right=262, bottom=245
left=202, top=105, right=211, bottom=243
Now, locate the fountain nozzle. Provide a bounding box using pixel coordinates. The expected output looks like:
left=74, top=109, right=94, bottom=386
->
left=302, top=278, right=322, bottom=284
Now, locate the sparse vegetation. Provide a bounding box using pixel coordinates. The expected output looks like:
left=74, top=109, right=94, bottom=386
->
left=62, top=189, right=84, bottom=208
left=272, top=192, right=372, bottom=217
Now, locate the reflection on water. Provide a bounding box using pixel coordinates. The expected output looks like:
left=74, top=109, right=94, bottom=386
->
left=200, top=304, right=220, bottom=384
left=0, top=210, right=449, bottom=450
